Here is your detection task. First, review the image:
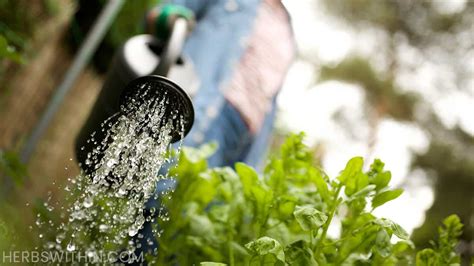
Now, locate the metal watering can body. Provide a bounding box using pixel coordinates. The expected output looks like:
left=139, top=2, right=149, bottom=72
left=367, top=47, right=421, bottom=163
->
left=76, top=18, right=196, bottom=176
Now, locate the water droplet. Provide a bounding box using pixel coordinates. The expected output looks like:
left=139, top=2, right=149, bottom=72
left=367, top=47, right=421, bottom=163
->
left=106, top=159, right=117, bottom=167
left=83, top=197, right=93, bottom=208
left=67, top=243, right=76, bottom=251
left=56, top=233, right=65, bottom=244
left=46, top=242, right=55, bottom=249
left=118, top=188, right=127, bottom=196
left=128, top=229, right=138, bottom=237
left=99, top=224, right=108, bottom=232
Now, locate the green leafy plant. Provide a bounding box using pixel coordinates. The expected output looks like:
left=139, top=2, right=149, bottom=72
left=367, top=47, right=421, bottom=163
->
left=0, top=0, right=59, bottom=64
left=416, top=215, right=463, bottom=265
left=153, top=133, right=466, bottom=265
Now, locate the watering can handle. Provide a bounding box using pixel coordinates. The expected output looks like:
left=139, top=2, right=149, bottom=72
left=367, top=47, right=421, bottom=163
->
left=153, top=17, right=189, bottom=76
left=152, top=4, right=194, bottom=39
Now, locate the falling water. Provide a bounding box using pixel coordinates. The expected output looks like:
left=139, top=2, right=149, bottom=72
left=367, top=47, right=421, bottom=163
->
left=36, top=84, right=185, bottom=263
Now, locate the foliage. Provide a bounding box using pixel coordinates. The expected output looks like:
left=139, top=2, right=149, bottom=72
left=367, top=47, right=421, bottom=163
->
left=153, top=133, right=465, bottom=265
left=0, top=149, right=28, bottom=186
left=317, top=0, right=474, bottom=250
left=0, top=0, right=58, bottom=61
left=0, top=35, right=24, bottom=63
left=416, top=215, right=464, bottom=266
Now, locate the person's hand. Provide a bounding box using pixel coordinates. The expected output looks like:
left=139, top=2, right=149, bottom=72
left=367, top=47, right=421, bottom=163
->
left=146, top=4, right=195, bottom=40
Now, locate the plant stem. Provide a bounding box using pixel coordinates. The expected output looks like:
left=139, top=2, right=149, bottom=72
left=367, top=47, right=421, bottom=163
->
left=314, top=185, right=342, bottom=256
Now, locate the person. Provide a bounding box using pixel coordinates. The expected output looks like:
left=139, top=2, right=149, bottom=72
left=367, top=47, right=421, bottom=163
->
left=146, top=0, right=295, bottom=169
left=138, top=0, right=295, bottom=258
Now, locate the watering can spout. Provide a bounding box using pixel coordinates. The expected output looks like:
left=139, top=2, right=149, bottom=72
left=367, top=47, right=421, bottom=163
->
left=75, top=75, right=194, bottom=176
left=120, top=75, right=194, bottom=143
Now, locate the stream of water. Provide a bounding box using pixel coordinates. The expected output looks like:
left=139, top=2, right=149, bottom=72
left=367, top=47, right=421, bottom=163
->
left=36, top=86, right=184, bottom=263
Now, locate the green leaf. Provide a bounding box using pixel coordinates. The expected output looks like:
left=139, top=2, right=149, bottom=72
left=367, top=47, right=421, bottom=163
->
left=171, top=144, right=215, bottom=180
left=293, top=205, right=328, bottom=231
left=236, top=163, right=273, bottom=224
left=338, top=157, right=364, bottom=184
left=245, top=236, right=285, bottom=263
left=284, top=240, right=318, bottom=265
left=338, top=224, right=379, bottom=262
left=189, top=214, right=216, bottom=241
left=374, top=229, right=391, bottom=257
left=236, top=162, right=259, bottom=196
left=392, top=240, right=414, bottom=254
left=209, top=204, right=231, bottom=223
left=416, top=248, right=437, bottom=266
left=391, top=221, right=409, bottom=240
left=371, top=189, right=403, bottom=209
left=183, top=142, right=218, bottom=163
left=276, top=195, right=297, bottom=220
left=368, top=159, right=392, bottom=190
left=368, top=159, right=385, bottom=175
left=373, top=218, right=410, bottom=240
left=372, top=171, right=391, bottom=191
left=200, top=262, right=227, bottom=266
left=250, top=185, right=274, bottom=225
left=441, top=214, right=463, bottom=239
left=310, top=168, right=330, bottom=202
left=185, top=172, right=219, bottom=205
left=265, top=159, right=288, bottom=196
left=213, top=167, right=242, bottom=202
left=345, top=172, right=369, bottom=196
left=438, top=214, right=463, bottom=264
left=347, top=184, right=376, bottom=202
left=280, top=133, right=312, bottom=164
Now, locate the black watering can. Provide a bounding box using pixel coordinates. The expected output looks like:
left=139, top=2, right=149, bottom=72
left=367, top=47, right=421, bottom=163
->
left=75, top=18, right=195, bottom=175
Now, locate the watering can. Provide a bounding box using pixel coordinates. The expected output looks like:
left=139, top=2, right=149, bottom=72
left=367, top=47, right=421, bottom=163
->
left=75, top=17, right=195, bottom=175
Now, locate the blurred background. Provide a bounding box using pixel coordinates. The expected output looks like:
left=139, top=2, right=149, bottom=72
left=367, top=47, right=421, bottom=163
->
left=0, top=0, right=472, bottom=254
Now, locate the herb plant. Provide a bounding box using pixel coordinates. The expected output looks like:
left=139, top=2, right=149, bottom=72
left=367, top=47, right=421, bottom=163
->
left=153, top=133, right=464, bottom=265
left=416, top=214, right=463, bottom=266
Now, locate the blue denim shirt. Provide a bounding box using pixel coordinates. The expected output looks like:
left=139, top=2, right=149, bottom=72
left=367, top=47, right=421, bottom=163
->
left=168, top=0, right=276, bottom=169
